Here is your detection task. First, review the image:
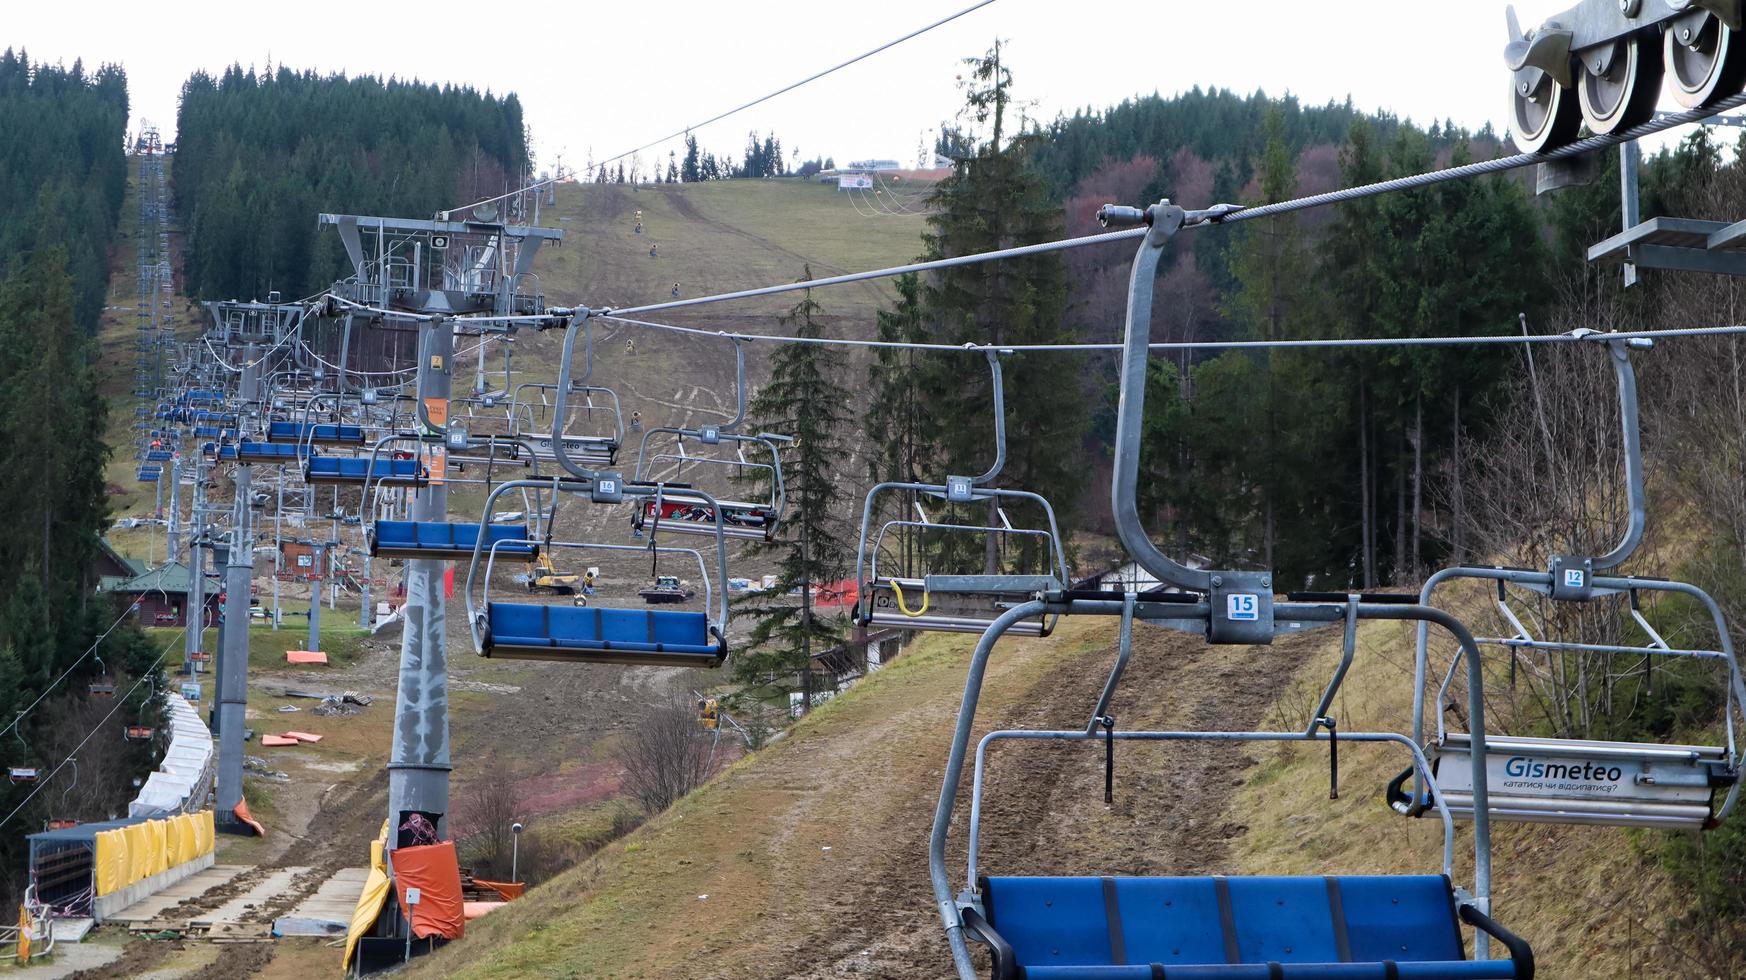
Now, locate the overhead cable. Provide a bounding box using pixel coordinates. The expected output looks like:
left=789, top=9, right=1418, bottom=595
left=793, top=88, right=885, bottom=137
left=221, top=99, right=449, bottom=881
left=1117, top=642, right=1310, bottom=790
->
left=0, top=628, right=184, bottom=831
left=598, top=313, right=1746, bottom=354
left=608, top=89, right=1746, bottom=318
left=0, top=603, right=144, bottom=740
left=445, top=0, right=1000, bottom=219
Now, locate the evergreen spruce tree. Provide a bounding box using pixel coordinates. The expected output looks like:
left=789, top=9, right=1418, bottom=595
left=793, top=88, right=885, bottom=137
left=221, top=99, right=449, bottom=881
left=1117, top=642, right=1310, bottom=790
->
left=909, top=41, right=1084, bottom=574
left=731, top=269, right=852, bottom=708
left=863, top=273, right=932, bottom=578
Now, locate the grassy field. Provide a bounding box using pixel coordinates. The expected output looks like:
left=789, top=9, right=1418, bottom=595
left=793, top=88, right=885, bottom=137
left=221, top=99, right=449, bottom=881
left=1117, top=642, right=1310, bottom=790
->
left=143, top=620, right=373, bottom=672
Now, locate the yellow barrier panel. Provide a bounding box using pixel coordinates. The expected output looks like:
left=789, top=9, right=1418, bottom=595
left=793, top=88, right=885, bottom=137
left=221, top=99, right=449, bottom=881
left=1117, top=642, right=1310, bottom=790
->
left=90, top=812, right=220, bottom=898
left=171, top=813, right=195, bottom=866
left=154, top=819, right=170, bottom=875
left=92, top=828, right=124, bottom=896
left=123, top=823, right=151, bottom=886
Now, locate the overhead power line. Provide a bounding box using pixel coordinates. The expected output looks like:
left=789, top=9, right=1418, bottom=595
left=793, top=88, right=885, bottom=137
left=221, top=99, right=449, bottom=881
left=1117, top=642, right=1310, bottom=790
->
left=597, top=0, right=1000, bottom=168
left=606, top=88, right=1746, bottom=319
left=444, top=0, right=1000, bottom=219
left=598, top=314, right=1746, bottom=354
left=0, top=627, right=185, bottom=831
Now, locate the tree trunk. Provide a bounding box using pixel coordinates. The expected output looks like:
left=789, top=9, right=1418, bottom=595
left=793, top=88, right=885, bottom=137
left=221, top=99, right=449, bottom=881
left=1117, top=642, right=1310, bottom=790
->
left=1450, top=385, right=1463, bottom=564
left=1411, top=393, right=1423, bottom=581
left=984, top=498, right=1000, bottom=575
left=1359, top=383, right=1374, bottom=589
left=800, top=520, right=813, bottom=714
left=1394, top=434, right=1407, bottom=584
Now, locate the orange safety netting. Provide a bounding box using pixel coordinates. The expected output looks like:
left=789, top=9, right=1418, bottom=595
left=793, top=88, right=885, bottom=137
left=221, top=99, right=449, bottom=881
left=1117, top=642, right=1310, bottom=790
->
left=391, top=841, right=465, bottom=940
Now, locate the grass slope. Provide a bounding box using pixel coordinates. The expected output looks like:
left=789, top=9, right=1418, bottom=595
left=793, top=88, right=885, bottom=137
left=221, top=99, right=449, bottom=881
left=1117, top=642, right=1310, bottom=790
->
left=409, top=602, right=1702, bottom=979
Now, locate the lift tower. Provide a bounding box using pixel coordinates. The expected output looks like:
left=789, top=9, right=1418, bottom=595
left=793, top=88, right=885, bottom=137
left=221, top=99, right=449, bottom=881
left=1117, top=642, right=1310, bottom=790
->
left=315, top=211, right=562, bottom=849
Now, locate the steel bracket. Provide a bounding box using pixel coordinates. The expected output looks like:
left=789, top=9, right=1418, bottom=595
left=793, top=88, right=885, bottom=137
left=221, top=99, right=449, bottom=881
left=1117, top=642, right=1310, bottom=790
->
left=1207, top=571, right=1274, bottom=645
left=1549, top=555, right=1596, bottom=601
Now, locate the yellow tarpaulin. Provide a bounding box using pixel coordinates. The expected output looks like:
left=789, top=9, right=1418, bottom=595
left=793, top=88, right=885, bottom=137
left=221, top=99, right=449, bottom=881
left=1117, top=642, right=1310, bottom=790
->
left=90, top=812, right=219, bottom=897
left=92, top=828, right=125, bottom=896
left=146, top=820, right=168, bottom=878
left=193, top=810, right=214, bottom=857
left=122, top=822, right=151, bottom=885
left=342, top=821, right=391, bottom=972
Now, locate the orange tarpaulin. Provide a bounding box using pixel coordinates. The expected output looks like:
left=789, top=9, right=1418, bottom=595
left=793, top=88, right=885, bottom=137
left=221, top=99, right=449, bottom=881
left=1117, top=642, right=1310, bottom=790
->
left=463, top=901, right=505, bottom=920
left=285, top=650, right=328, bottom=664
left=472, top=879, right=524, bottom=901
left=233, top=798, right=266, bottom=837
left=260, top=735, right=299, bottom=746
left=282, top=731, right=322, bottom=742
left=391, top=841, right=465, bottom=940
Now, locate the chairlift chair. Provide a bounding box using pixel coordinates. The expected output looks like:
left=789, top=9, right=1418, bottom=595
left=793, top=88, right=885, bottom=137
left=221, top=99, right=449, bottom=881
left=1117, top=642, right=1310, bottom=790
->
left=927, top=201, right=1538, bottom=979
left=626, top=336, right=788, bottom=541
left=464, top=477, right=731, bottom=669
left=266, top=420, right=366, bottom=447
left=1402, top=334, right=1746, bottom=831
left=123, top=725, right=154, bottom=743
left=305, top=452, right=428, bottom=487
left=8, top=768, right=37, bottom=785
left=505, top=317, right=624, bottom=467
left=855, top=351, right=1068, bottom=637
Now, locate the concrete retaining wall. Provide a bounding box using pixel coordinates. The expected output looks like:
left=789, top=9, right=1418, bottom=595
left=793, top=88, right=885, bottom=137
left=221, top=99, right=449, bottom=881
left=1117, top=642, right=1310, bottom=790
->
left=92, top=850, right=215, bottom=923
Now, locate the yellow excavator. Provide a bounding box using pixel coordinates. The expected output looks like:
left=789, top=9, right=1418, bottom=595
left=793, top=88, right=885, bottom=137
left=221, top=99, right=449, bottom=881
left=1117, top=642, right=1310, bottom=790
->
left=527, top=553, right=580, bottom=595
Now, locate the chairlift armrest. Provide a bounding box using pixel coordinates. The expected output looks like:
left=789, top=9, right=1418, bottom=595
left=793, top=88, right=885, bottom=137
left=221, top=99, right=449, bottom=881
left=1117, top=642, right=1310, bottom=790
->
left=1459, top=903, right=1535, bottom=979
left=1284, top=591, right=1419, bottom=605
left=957, top=906, right=1017, bottom=980
left=1385, top=763, right=1427, bottom=817
left=1056, top=589, right=1201, bottom=604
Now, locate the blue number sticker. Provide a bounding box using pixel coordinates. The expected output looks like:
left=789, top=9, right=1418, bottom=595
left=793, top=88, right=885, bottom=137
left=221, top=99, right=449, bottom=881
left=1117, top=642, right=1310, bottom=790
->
left=1227, top=593, right=1259, bottom=622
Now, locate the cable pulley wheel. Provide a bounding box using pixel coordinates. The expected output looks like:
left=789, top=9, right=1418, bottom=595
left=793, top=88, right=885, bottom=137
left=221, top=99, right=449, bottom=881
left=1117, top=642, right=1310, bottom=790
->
left=1579, top=35, right=1665, bottom=135
left=1665, top=14, right=1746, bottom=109
left=1509, top=67, right=1582, bottom=153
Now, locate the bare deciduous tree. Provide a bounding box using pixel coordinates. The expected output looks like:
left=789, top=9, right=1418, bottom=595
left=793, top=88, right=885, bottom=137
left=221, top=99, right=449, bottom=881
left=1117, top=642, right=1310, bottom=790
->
left=613, top=696, right=718, bottom=815
left=457, top=762, right=521, bottom=878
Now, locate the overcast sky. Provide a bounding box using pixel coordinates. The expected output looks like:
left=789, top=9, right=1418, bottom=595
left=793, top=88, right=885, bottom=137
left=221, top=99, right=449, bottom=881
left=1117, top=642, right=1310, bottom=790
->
left=7, top=1, right=1690, bottom=182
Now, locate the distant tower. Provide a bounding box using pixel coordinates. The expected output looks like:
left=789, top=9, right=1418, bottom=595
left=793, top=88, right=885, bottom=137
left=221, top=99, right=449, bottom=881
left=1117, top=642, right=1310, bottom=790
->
left=917, top=131, right=928, bottom=171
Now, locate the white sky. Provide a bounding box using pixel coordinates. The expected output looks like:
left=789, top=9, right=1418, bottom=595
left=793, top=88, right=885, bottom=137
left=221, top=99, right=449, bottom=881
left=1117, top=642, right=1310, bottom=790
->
left=6, top=0, right=1698, bottom=183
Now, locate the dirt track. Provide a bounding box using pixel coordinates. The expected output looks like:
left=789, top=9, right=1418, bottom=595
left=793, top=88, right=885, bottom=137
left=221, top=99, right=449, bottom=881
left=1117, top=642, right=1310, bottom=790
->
left=772, top=623, right=1313, bottom=979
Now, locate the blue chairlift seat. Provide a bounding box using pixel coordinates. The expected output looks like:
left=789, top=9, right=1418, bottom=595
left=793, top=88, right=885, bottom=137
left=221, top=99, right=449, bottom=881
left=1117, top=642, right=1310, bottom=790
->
left=480, top=603, right=726, bottom=668
left=136, top=466, right=162, bottom=482
left=193, top=425, right=230, bottom=439
left=144, top=449, right=173, bottom=462
left=304, top=455, right=428, bottom=486
left=965, top=875, right=1532, bottom=980
left=202, top=442, right=238, bottom=461
left=266, top=420, right=366, bottom=446
left=370, top=521, right=538, bottom=562
left=235, top=441, right=304, bottom=462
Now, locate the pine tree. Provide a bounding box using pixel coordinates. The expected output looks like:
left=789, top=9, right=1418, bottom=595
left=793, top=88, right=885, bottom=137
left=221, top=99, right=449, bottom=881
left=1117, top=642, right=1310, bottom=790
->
left=906, top=41, right=1084, bottom=574
left=863, top=273, right=932, bottom=578
left=731, top=269, right=852, bottom=706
